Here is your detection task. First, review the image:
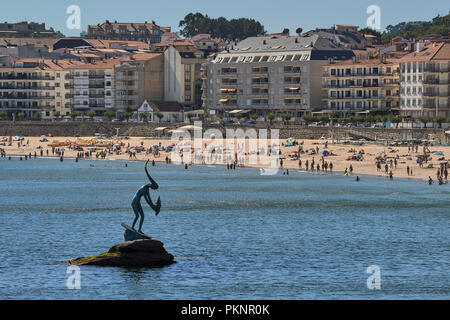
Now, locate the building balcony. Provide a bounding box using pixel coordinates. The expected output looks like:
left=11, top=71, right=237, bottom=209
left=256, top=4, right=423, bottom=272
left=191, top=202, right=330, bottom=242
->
left=423, top=79, right=449, bottom=85
left=284, top=67, right=301, bottom=74
left=0, top=75, right=55, bottom=80
left=0, top=85, right=55, bottom=90
left=327, top=95, right=383, bottom=100
left=424, top=67, right=449, bottom=73
left=251, top=67, right=269, bottom=74
left=423, top=92, right=448, bottom=97
left=89, top=84, right=105, bottom=89
left=88, top=74, right=105, bottom=79
left=89, top=94, right=105, bottom=98
left=0, top=96, right=47, bottom=100
left=116, top=74, right=139, bottom=81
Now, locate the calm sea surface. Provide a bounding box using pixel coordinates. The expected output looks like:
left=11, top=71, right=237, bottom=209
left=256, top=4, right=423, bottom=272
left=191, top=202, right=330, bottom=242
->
left=0, top=157, right=448, bottom=299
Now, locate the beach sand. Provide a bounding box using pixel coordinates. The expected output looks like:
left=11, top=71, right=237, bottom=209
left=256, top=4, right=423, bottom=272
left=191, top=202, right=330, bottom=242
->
left=1, top=135, right=449, bottom=182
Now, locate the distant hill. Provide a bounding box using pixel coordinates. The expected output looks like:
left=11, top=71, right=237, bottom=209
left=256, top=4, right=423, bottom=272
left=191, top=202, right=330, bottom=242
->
left=381, top=12, right=450, bottom=43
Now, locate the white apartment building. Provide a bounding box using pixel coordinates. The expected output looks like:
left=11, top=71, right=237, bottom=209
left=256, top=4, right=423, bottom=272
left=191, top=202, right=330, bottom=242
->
left=399, top=42, right=450, bottom=118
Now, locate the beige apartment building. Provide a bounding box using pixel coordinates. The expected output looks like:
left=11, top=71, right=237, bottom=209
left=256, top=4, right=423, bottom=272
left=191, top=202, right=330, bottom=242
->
left=164, top=46, right=206, bottom=108
left=0, top=59, right=83, bottom=119
left=323, top=57, right=400, bottom=115
left=201, top=34, right=354, bottom=119
left=115, top=53, right=164, bottom=112
left=68, top=53, right=165, bottom=116
left=399, top=42, right=450, bottom=118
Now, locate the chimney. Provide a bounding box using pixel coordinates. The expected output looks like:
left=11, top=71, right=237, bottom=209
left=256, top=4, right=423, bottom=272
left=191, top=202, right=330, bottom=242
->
left=263, top=40, right=267, bottom=45
left=296, top=28, right=303, bottom=37
left=282, top=28, right=290, bottom=36
left=416, top=40, right=425, bottom=53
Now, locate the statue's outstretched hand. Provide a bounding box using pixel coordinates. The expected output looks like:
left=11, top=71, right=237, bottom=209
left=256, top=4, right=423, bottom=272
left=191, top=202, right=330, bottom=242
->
left=155, top=197, right=161, bottom=216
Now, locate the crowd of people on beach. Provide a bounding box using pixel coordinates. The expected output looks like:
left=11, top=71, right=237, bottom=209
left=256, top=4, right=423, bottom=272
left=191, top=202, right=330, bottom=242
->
left=2, top=135, right=450, bottom=187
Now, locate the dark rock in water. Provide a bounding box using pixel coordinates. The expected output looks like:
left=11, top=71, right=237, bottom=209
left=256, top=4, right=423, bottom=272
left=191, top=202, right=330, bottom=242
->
left=67, top=239, right=176, bottom=268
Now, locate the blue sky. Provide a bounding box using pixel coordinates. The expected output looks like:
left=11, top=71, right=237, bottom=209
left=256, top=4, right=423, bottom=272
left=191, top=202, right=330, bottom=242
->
left=2, top=0, right=449, bottom=36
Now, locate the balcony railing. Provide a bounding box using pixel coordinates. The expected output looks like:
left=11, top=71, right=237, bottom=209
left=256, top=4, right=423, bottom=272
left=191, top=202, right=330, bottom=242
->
left=0, top=85, right=55, bottom=90
left=0, top=75, right=55, bottom=80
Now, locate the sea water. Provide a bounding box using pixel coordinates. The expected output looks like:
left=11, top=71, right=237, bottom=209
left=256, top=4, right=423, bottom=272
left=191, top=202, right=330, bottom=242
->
left=0, top=157, right=448, bottom=299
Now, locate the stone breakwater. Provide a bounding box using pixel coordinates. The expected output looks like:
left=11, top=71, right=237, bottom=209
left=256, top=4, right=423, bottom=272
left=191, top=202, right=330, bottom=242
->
left=0, top=121, right=447, bottom=142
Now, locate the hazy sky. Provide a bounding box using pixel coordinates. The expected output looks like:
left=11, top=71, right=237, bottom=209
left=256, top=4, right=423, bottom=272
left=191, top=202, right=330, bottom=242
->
left=2, top=0, right=449, bottom=36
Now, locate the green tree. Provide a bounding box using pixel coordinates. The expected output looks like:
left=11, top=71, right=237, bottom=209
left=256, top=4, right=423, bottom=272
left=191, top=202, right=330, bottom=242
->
left=104, top=110, right=116, bottom=121
left=435, top=116, right=446, bottom=128
left=120, top=112, right=132, bottom=122
left=418, top=116, right=430, bottom=128
left=155, top=112, right=164, bottom=122
left=0, top=111, right=8, bottom=119
left=179, top=12, right=266, bottom=40
left=87, top=111, right=96, bottom=119
left=33, top=112, right=41, bottom=120
left=391, top=115, right=403, bottom=128
left=70, top=111, right=79, bottom=120
left=266, top=113, right=275, bottom=123
left=140, top=112, right=149, bottom=122
left=52, top=111, right=60, bottom=118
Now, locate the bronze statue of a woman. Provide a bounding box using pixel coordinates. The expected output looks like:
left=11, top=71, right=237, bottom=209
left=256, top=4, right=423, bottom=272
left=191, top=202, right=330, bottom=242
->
left=131, top=160, right=161, bottom=233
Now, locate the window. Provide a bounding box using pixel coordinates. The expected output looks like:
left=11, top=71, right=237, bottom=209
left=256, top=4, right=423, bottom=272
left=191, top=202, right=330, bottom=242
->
left=269, top=56, right=277, bottom=62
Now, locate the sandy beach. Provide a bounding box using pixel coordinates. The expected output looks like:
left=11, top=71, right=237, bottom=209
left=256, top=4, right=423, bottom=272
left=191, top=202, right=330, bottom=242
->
left=1, top=135, right=449, bottom=182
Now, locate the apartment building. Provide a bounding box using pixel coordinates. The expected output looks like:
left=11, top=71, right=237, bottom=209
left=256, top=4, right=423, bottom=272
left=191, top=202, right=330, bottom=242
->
left=69, top=58, right=121, bottom=116
left=201, top=34, right=354, bottom=119
left=68, top=53, right=165, bottom=116
left=399, top=42, right=450, bottom=118
left=0, top=59, right=83, bottom=119
left=164, top=46, right=207, bottom=108
left=323, top=57, right=400, bottom=115
left=114, top=53, right=164, bottom=112
left=0, top=21, right=60, bottom=38
left=88, top=21, right=170, bottom=44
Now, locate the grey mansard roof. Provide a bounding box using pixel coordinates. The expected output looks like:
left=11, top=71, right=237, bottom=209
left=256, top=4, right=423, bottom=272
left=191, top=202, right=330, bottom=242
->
left=222, top=34, right=354, bottom=60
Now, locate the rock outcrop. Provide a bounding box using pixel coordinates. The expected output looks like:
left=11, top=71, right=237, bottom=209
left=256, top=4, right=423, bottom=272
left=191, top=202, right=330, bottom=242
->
left=68, top=239, right=176, bottom=268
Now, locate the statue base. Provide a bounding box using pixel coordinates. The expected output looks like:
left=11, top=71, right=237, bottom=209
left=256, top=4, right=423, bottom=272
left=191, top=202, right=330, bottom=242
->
left=67, top=239, right=176, bottom=268
left=121, top=223, right=152, bottom=242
